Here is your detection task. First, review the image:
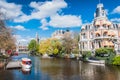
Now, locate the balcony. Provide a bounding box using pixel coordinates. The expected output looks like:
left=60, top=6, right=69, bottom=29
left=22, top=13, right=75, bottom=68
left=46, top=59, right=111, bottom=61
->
left=80, top=38, right=88, bottom=42
left=94, top=36, right=117, bottom=40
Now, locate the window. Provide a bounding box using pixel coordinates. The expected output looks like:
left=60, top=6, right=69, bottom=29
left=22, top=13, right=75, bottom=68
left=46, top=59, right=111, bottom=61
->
left=116, top=24, right=118, bottom=29
left=103, top=32, right=107, bottom=36
left=91, top=32, right=93, bottom=38
left=96, top=34, right=100, bottom=37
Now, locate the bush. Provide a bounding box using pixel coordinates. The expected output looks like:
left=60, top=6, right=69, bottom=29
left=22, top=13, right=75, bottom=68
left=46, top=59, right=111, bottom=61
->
left=82, top=51, right=92, bottom=61
left=95, top=47, right=114, bottom=57
left=105, top=52, right=115, bottom=64
left=112, top=56, right=120, bottom=66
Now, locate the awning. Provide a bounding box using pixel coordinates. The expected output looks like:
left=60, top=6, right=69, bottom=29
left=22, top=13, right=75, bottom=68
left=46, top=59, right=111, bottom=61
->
left=103, top=41, right=114, bottom=46
left=95, top=31, right=101, bottom=34
left=103, top=30, right=108, bottom=33
left=103, top=41, right=109, bottom=46
left=109, top=42, right=114, bottom=46
left=108, top=31, right=115, bottom=36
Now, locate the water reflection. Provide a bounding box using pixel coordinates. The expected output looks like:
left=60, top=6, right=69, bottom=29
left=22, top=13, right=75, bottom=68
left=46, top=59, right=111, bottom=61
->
left=79, top=61, right=120, bottom=80
left=0, top=54, right=120, bottom=80
left=40, top=58, right=81, bottom=80
left=21, top=68, right=31, bottom=75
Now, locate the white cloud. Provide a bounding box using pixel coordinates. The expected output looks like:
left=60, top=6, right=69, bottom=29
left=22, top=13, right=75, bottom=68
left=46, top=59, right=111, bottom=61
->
left=112, top=6, right=120, bottom=14
left=30, top=0, right=67, bottom=17
left=110, top=18, right=120, bottom=23
left=10, top=25, right=27, bottom=31
left=14, top=14, right=31, bottom=23
left=1, top=0, right=82, bottom=30
left=13, top=35, right=34, bottom=45
left=49, top=14, right=82, bottom=28
left=40, top=19, right=48, bottom=30
left=0, top=0, right=23, bottom=20
left=14, top=0, right=67, bottom=22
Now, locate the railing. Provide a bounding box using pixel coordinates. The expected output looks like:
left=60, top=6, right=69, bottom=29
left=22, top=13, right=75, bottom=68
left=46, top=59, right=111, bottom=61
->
left=94, top=36, right=118, bottom=40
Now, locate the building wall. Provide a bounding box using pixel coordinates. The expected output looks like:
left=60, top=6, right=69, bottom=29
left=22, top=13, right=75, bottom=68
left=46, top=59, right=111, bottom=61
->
left=79, top=3, right=120, bottom=55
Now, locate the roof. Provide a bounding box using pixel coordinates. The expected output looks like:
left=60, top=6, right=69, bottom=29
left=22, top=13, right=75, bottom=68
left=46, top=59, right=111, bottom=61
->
left=22, top=58, right=31, bottom=61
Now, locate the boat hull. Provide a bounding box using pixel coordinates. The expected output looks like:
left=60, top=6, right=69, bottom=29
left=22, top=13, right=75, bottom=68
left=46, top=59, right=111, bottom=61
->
left=87, top=59, right=105, bottom=64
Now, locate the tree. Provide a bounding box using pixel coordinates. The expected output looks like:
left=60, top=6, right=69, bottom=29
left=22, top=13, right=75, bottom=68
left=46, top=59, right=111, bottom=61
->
left=28, top=39, right=39, bottom=54
left=0, top=9, right=16, bottom=54
left=0, top=20, right=16, bottom=53
left=39, top=38, right=62, bottom=56
left=39, top=39, right=50, bottom=54
left=62, top=31, right=80, bottom=54
left=72, top=32, right=80, bottom=54
left=62, top=31, right=73, bottom=54
left=112, top=56, right=120, bottom=65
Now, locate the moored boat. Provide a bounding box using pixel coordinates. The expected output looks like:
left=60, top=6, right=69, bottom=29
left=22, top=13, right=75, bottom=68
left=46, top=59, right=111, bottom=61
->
left=87, top=59, right=105, bottom=64
left=20, top=58, right=32, bottom=69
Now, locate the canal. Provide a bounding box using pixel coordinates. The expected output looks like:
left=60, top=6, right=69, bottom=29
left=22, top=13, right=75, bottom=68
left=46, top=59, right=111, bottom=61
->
left=0, top=54, right=120, bottom=80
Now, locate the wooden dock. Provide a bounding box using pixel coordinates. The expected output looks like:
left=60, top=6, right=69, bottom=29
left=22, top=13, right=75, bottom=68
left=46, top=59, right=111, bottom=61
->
left=6, top=61, right=21, bottom=69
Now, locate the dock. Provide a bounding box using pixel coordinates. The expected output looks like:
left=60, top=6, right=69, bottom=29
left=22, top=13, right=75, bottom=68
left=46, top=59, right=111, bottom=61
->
left=6, top=61, right=21, bottom=69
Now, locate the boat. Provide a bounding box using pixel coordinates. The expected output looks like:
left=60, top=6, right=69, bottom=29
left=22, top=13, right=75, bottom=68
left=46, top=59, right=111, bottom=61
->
left=20, top=58, right=32, bottom=70
left=87, top=59, right=105, bottom=64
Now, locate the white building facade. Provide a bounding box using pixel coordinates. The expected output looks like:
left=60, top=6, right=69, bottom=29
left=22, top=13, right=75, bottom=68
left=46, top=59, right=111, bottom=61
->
left=79, top=3, right=120, bottom=55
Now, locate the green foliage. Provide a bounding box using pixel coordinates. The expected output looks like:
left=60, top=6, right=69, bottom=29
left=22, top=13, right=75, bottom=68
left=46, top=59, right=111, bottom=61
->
left=82, top=51, right=92, bottom=60
left=95, top=47, right=114, bottom=57
left=28, top=39, right=39, bottom=52
left=112, top=56, right=120, bottom=66
left=95, top=47, right=115, bottom=64
left=105, top=52, right=115, bottom=64
left=53, top=48, right=58, bottom=55
left=72, top=48, right=79, bottom=54
left=39, top=38, right=62, bottom=55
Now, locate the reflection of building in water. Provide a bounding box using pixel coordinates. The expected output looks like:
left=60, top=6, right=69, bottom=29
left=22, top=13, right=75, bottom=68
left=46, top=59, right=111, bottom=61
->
left=79, top=3, right=120, bottom=55
left=79, top=61, right=106, bottom=80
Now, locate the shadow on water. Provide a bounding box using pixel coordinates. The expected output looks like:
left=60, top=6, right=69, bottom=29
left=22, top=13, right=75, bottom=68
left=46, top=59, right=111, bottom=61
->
left=0, top=54, right=120, bottom=80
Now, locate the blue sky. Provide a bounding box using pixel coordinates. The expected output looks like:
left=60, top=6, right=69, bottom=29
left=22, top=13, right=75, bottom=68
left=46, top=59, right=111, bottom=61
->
left=0, top=0, right=120, bottom=44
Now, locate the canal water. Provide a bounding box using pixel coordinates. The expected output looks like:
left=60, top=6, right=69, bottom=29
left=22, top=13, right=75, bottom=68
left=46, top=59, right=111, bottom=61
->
left=0, top=54, right=120, bottom=80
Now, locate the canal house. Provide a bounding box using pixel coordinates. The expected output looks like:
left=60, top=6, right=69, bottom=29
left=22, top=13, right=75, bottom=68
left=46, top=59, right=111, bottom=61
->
left=79, top=3, right=120, bottom=55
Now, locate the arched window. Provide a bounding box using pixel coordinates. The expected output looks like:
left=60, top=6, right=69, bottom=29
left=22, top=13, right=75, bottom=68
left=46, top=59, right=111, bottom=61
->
left=83, top=33, right=86, bottom=39
left=96, top=33, right=100, bottom=37
left=116, top=24, right=118, bottom=29
left=92, top=42, right=94, bottom=49
left=83, top=43, right=84, bottom=49
left=103, top=32, right=107, bottom=36
left=98, top=41, right=101, bottom=48
left=90, top=32, right=93, bottom=38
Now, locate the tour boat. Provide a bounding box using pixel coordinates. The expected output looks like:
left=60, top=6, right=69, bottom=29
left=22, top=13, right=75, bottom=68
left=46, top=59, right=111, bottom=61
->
left=20, top=58, right=32, bottom=70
